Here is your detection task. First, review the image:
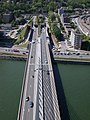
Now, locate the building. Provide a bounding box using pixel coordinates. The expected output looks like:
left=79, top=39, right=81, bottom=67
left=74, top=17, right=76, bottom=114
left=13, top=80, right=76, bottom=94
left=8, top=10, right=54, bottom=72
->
left=58, top=7, right=64, bottom=15
left=3, top=12, right=14, bottom=23
left=61, top=14, right=70, bottom=23
left=0, top=29, right=4, bottom=37
left=70, top=29, right=83, bottom=49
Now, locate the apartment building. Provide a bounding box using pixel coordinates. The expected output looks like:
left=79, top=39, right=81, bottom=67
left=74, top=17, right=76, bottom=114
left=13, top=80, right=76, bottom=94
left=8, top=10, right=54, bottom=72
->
left=70, top=29, right=83, bottom=49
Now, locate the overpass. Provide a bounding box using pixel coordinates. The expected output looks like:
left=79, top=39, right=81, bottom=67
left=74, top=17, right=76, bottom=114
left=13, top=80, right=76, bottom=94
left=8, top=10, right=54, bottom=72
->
left=17, top=25, right=61, bottom=120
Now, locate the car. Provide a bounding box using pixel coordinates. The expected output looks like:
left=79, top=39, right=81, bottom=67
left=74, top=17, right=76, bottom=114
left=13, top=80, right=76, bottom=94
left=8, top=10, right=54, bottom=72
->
left=31, top=56, right=33, bottom=58
left=32, top=40, right=35, bottom=43
left=86, top=53, right=89, bottom=55
left=30, top=101, right=34, bottom=108
left=14, top=49, right=19, bottom=52
left=45, top=60, right=48, bottom=64
left=60, top=52, right=64, bottom=55
left=73, top=52, right=76, bottom=54
left=47, top=70, right=50, bottom=75
left=23, top=53, right=26, bottom=55
left=26, top=51, right=29, bottom=53
left=32, top=75, right=34, bottom=78
left=67, top=52, right=71, bottom=55
left=76, top=52, right=80, bottom=55
left=64, top=52, right=66, bottom=55
left=26, top=96, right=30, bottom=102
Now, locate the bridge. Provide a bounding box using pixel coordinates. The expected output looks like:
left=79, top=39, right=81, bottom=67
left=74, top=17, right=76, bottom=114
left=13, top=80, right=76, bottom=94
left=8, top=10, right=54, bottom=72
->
left=17, top=23, right=61, bottom=120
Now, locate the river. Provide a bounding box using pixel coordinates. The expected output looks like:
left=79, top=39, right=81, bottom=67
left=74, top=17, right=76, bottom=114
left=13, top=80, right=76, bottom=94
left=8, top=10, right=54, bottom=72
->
left=0, top=59, right=90, bottom=120
left=56, top=63, right=90, bottom=120
left=0, top=60, right=25, bottom=120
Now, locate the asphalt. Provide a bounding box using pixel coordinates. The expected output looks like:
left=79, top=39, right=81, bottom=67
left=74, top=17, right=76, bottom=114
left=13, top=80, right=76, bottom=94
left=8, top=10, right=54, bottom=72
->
left=18, top=24, right=61, bottom=120
left=41, top=28, right=55, bottom=119
left=20, top=26, right=38, bottom=120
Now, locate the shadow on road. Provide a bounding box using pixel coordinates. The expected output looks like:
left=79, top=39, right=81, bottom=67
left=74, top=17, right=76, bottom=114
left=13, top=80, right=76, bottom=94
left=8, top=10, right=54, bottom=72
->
left=52, top=61, right=70, bottom=120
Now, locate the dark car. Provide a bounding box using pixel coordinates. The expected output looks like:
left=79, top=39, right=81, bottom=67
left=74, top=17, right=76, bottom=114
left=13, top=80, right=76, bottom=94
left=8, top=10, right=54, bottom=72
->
left=30, top=101, right=34, bottom=108
left=47, top=70, right=50, bottom=75
left=32, top=75, right=34, bottom=78
left=76, top=52, right=80, bottom=55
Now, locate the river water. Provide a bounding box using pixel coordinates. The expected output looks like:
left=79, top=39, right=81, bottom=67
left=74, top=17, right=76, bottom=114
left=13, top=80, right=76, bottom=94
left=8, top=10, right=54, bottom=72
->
left=0, top=59, right=90, bottom=120
left=0, top=60, right=25, bottom=120
left=57, top=63, right=90, bottom=120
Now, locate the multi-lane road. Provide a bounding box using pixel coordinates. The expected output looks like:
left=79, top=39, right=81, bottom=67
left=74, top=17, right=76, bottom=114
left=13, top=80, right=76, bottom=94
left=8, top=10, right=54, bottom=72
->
left=41, top=28, right=55, bottom=119
left=18, top=22, right=61, bottom=120
left=35, top=28, right=61, bottom=120
left=18, top=26, right=39, bottom=120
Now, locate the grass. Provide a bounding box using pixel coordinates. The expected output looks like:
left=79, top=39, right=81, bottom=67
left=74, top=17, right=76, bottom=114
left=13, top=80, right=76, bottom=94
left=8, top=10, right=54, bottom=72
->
left=14, top=17, right=33, bottom=45
left=28, top=17, right=33, bottom=25
left=0, top=52, right=27, bottom=57
left=15, top=26, right=27, bottom=45
left=18, top=41, right=30, bottom=48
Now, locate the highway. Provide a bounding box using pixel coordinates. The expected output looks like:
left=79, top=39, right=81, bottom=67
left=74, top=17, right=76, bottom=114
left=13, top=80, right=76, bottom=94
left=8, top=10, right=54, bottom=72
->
left=35, top=28, right=61, bottom=120
left=18, top=21, right=61, bottom=120
left=18, top=25, right=38, bottom=120
left=41, top=28, right=55, bottom=119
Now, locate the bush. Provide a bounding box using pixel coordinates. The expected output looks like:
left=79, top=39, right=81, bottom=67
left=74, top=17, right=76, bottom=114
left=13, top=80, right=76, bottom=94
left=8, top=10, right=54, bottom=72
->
left=52, top=23, right=61, bottom=41
left=48, top=11, right=56, bottom=22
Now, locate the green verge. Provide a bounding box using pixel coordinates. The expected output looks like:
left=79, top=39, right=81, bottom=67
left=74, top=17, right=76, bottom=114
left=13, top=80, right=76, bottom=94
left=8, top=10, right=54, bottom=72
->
left=28, top=17, right=33, bottom=25
left=15, top=26, right=27, bottom=45
left=54, top=57, right=90, bottom=62
left=18, top=41, right=30, bottom=48
left=0, top=53, right=27, bottom=58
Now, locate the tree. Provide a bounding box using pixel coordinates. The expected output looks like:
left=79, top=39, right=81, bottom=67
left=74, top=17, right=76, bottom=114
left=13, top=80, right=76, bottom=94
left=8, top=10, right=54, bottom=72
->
left=48, top=11, right=56, bottom=22
left=52, top=23, right=62, bottom=41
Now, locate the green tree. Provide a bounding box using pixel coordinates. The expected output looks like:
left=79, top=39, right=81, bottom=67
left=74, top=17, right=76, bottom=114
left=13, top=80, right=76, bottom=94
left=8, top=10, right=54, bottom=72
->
left=52, top=23, right=61, bottom=41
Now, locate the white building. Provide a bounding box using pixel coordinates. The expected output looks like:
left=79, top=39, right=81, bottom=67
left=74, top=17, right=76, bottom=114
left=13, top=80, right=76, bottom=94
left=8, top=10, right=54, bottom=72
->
left=70, top=29, right=83, bottom=49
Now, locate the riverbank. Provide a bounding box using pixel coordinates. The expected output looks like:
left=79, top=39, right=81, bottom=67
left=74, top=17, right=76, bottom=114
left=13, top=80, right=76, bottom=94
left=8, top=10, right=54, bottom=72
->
left=0, top=55, right=27, bottom=61
left=54, top=57, right=90, bottom=64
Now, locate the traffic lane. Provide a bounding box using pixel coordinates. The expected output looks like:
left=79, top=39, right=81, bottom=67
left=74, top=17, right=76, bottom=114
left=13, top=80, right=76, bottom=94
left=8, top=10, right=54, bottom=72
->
left=27, top=67, right=35, bottom=120
left=42, top=65, right=55, bottom=119
left=23, top=62, right=35, bottom=119
left=41, top=31, right=55, bottom=118
left=23, top=65, right=35, bottom=119
left=23, top=34, right=37, bottom=119
left=25, top=46, right=36, bottom=118
left=30, top=43, right=36, bottom=63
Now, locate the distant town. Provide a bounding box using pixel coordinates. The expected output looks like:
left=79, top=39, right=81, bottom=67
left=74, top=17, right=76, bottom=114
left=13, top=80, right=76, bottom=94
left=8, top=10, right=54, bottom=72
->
left=0, top=0, right=90, bottom=62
